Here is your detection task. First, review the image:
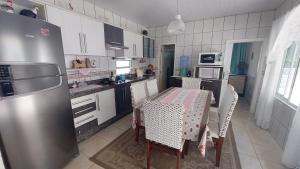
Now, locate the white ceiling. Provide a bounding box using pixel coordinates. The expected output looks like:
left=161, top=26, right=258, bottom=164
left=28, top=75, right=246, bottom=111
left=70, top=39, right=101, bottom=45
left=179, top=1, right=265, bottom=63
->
left=95, top=0, right=284, bottom=27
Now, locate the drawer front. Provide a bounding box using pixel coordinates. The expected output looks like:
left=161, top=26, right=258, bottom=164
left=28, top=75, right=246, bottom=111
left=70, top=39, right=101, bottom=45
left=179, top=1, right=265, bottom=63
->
left=73, top=111, right=97, bottom=128
left=72, top=102, right=96, bottom=118
left=71, top=94, right=95, bottom=109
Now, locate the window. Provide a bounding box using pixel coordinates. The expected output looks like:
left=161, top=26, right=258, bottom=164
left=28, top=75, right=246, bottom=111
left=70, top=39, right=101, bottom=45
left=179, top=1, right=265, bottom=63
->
left=277, top=42, right=300, bottom=106
left=116, top=60, right=131, bottom=75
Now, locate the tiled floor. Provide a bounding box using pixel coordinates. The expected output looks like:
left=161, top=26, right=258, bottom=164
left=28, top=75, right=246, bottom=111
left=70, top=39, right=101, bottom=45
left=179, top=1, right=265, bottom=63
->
left=64, top=114, right=132, bottom=169
left=64, top=99, right=288, bottom=169
left=231, top=99, right=288, bottom=169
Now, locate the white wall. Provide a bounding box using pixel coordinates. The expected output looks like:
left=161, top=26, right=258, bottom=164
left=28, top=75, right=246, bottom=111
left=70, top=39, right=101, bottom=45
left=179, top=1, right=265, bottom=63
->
left=148, top=10, right=275, bottom=76
left=269, top=0, right=300, bottom=149
left=245, top=42, right=262, bottom=102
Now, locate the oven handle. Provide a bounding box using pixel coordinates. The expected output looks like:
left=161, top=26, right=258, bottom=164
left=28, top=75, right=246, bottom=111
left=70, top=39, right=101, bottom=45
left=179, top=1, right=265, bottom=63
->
left=72, top=98, right=93, bottom=105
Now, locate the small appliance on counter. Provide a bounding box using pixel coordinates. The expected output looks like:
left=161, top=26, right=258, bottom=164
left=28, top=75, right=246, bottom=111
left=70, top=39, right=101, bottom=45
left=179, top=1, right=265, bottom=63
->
left=198, top=52, right=222, bottom=66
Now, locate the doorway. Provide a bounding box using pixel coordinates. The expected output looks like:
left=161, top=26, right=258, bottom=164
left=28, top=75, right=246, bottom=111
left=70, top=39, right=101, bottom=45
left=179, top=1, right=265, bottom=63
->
left=222, top=38, right=266, bottom=113
left=160, top=44, right=175, bottom=91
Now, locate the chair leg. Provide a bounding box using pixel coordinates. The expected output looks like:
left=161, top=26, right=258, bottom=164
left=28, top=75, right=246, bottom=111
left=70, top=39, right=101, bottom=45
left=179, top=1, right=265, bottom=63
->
left=146, top=140, right=151, bottom=169
left=215, top=137, right=224, bottom=167
left=176, top=150, right=181, bottom=169
left=135, top=125, right=139, bottom=142
left=184, top=140, right=189, bottom=155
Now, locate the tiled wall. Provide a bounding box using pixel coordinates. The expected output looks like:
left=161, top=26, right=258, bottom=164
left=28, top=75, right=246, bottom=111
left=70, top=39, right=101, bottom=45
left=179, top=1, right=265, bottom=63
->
left=269, top=0, right=300, bottom=149
left=31, top=0, right=150, bottom=83
left=270, top=99, right=296, bottom=149
left=147, top=10, right=275, bottom=75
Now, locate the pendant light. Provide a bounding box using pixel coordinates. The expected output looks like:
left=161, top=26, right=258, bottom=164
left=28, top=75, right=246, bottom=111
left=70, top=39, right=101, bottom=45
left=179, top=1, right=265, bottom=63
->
left=167, top=0, right=185, bottom=34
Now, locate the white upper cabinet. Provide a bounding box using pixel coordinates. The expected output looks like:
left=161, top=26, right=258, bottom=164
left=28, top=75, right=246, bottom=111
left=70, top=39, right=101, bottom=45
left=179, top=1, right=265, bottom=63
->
left=81, top=17, right=106, bottom=56
left=124, top=31, right=143, bottom=58
left=46, top=5, right=105, bottom=56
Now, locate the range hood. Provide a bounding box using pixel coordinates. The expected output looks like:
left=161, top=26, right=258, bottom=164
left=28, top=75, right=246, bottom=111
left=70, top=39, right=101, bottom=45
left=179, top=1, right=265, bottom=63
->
left=104, top=24, right=128, bottom=50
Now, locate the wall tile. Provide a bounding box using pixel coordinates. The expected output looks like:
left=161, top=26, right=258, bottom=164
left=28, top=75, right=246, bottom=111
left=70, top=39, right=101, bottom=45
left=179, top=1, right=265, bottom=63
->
left=170, top=35, right=177, bottom=44
left=127, top=20, right=137, bottom=32
left=246, top=28, right=259, bottom=38
left=155, top=27, right=163, bottom=37
left=84, top=0, right=96, bottom=17
left=202, top=32, right=213, bottom=44
left=213, top=17, right=225, bottom=31
left=121, top=17, right=128, bottom=29
left=258, top=27, right=271, bottom=38
left=203, top=19, right=214, bottom=32
left=176, top=34, right=185, bottom=46
left=70, top=0, right=84, bottom=13
left=185, top=22, right=195, bottom=34
left=260, top=11, right=275, bottom=27
left=148, top=28, right=156, bottom=38
left=113, top=13, right=121, bottom=27
left=212, top=31, right=223, bottom=45
left=95, top=5, right=105, bottom=19
left=202, top=45, right=212, bottom=52
left=222, top=30, right=234, bottom=44
left=224, top=16, right=235, bottom=30
left=193, top=33, right=203, bottom=45
left=104, top=9, right=113, bottom=23
left=192, top=45, right=202, bottom=56
left=211, top=44, right=222, bottom=52
left=247, top=12, right=261, bottom=28
left=184, top=34, right=194, bottom=46
left=234, top=29, right=246, bottom=39
left=183, top=46, right=193, bottom=56
left=55, top=0, right=69, bottom=9
left=235, top=14, right=248, bottom=29
left=194, top=20, right=204, bottom=33
left=161, top=36, right=170, bottom=44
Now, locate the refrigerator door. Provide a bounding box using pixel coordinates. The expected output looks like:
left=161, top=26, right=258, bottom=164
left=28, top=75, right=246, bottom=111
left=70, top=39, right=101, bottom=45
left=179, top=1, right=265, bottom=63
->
left=0, top=74, right=78, bottom=169
left=0, top=11, right=66, bottom=74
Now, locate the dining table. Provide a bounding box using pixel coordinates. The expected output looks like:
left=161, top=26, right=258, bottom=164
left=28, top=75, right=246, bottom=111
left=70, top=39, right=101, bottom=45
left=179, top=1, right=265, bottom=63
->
left=132, top=87, right=213, bottom=142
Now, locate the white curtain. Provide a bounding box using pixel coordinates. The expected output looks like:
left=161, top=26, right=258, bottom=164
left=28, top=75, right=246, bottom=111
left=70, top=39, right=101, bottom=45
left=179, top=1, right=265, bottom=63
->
left=255, top=4, right=300, bottom=129
left=281, top=106, right=300, bottom=168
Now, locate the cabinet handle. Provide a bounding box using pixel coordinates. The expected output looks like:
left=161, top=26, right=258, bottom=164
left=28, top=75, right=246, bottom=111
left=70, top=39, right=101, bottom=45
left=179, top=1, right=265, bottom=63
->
left=84, top=34, right=87, bottom=53
left=96, top=95, right=100, bottom=111
left=74, top=107, right=94, bottom=115
left=79, top=33, right=83, bottom=53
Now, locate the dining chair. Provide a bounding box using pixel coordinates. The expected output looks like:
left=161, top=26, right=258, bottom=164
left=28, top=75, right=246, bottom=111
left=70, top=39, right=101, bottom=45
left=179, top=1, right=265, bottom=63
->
left=145, top=78, right=159, bottom=97
left=207, top=85, right=238, bottom=167
left=182, top=77, right=201, bottom=89
left=143, top=100, right=186, bottom=169
left=130, top=81, right=147, bottom=142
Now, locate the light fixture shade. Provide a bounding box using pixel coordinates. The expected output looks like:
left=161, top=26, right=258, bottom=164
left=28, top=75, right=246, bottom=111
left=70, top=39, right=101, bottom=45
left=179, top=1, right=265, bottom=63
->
left=167, top=14, right=185, bottom=34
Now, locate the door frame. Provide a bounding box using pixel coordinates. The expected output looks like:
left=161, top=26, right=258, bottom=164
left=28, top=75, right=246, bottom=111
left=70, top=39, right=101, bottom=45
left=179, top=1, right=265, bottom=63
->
left=158, top=44, right=176, bottom=91
left=222, top=38, right=267, bottom=112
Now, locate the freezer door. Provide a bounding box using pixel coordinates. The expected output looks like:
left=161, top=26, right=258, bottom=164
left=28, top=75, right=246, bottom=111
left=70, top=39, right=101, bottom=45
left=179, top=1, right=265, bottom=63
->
left=0, top=11, right=66, bottom=74
left=0, top=75, right=78, bottom=169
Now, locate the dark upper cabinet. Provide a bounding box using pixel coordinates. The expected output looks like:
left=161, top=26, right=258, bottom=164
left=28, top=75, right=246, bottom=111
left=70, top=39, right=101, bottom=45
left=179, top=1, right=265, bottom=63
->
left=143, top=36, right=155, bottom=58
left=104, top=24, right=124, bottom=46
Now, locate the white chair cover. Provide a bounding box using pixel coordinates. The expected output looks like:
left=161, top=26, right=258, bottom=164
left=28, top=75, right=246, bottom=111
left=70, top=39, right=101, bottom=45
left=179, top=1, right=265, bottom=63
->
left=143, top=100, right=185, bottom=151
left=146, top=79, right=159, bottom=97
left=182, top=77, right=201, bottom=89
left=208, top=85, right=238, bottom=138
left=130, top=81, right=147, bottom=128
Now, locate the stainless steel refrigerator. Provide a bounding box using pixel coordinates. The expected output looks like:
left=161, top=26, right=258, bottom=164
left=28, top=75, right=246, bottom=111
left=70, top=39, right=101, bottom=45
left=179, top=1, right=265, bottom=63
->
left=0, top=12, right=79, bottom=169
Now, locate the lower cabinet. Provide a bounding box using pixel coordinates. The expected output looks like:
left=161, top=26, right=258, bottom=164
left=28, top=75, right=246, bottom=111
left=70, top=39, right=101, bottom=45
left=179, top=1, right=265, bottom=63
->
left=115, top=83, right=133, bottom=116
left=95, top=89, right=116, bottom=125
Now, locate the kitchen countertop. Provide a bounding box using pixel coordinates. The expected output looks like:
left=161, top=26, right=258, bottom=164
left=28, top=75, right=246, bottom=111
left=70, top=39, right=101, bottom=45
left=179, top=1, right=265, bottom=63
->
left=69, top=75, right=154, bottom=99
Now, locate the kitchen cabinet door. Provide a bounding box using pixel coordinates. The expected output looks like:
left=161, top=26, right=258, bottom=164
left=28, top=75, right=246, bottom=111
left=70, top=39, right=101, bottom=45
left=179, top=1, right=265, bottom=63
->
left=81, top=16, right=106, bottom=56
left=124, top=30, right=134, bottom=58
left=135, top=34, right=143, bottom=58
left=114, top=85, right=125, bottom=115
left=149, top=39, right=155, bottom=58
left=96, top=89, right=116, bottom=125
left=61, top=11, right=82, bottom=55
left=143, top=37, right=149, bottom=58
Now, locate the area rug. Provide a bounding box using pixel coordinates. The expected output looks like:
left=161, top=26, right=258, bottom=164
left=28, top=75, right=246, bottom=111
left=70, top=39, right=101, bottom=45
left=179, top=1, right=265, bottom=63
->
left=91, top=125, right=239, bottom=169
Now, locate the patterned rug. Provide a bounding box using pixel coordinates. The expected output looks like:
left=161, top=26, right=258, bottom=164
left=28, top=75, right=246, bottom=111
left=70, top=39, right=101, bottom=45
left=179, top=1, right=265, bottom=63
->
left=91, top=125, right=239, bottom=169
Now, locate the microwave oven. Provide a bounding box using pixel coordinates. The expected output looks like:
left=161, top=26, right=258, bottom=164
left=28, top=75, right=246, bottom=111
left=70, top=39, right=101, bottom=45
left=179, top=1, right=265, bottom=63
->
left=198, top=53, right=222, bottom=66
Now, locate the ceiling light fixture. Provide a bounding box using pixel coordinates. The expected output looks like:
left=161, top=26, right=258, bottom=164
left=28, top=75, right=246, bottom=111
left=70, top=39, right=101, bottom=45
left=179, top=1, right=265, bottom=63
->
left=167, top=0, right=185, bottom=34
